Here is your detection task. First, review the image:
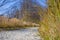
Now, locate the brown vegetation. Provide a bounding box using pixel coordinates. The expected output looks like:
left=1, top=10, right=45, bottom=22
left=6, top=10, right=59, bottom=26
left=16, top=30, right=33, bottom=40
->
left=39, top=0, right=60, bottom=40
left=0, top=16, right=39, bottom=29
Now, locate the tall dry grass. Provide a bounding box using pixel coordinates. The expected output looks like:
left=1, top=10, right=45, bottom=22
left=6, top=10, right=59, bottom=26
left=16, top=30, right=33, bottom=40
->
left=0, top=16, right=39, bottom=29
left=39, top=0, right=60, bottom=40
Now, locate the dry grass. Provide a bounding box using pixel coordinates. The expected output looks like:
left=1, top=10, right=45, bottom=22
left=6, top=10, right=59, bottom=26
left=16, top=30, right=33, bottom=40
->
left=38, top=7, right=60, bottom=40
left=39, top=14, right=60, bottom=40
left=0, top=16, right=39, bottom=29
left=38, top=0, right=60, bottom=40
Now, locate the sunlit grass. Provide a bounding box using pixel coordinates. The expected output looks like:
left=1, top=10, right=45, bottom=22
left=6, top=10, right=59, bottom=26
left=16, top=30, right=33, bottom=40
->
left=39, top=14, right=60, bottom=40
left=0, top=17, right=39, bottom=30
left=38, top=0, right=60, bottom=40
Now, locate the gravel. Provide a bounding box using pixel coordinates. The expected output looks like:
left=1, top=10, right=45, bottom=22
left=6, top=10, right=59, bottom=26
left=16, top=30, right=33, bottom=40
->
left=0, top=27, right=41, bottom=40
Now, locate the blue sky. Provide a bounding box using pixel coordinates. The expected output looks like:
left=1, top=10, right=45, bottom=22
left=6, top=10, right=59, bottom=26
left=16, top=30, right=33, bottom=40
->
left=0, top=0, right=47, bottom=15
left=37, top=0, right=47, bottom=8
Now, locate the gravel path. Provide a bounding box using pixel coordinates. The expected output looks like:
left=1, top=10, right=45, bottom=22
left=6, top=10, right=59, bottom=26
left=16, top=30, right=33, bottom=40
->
left=0, top=27, right=41, bottom=40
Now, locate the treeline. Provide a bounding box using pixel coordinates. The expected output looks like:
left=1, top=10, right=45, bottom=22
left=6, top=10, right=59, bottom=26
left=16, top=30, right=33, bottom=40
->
left=0, top=0, right=42, bottom=25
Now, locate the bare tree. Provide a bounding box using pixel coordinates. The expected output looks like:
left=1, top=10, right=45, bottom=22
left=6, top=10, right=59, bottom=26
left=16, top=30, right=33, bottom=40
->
left=21, top=0, right=42, bottom=23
